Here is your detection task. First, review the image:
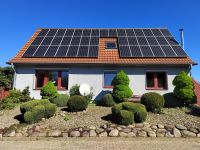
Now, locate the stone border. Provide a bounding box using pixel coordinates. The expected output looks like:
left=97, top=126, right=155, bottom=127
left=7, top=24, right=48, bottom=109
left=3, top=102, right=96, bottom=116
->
left=1, top=123, right=200, bottom=139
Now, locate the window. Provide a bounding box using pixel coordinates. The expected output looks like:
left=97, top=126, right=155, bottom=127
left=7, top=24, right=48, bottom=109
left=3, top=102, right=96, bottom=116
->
left=104, top=71, right=117, bottom=88
left=146, top=72, right=167, bottom=90
left=106, top=42, right=117, bottom=49
left=35, top=70, right=69, bottom=90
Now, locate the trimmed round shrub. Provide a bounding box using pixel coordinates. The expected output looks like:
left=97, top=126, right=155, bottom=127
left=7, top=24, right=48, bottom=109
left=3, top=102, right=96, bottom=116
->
left=21, top=99, right=57, bottom=124
left=51, top=94, right=69, bottom=107
left=163, top=92, right=184, bottom=108
left=122, top=102, right=147, bottom=123
left=112, top=102, right=147, bottom=125
left=141, top=92, right=164, bottom=113
left=98, top=94, right=115, bottom=107
left=117, top=110, right=134, bottom=126
left=32, top=105, right=45, bottom=122
left=44, top=103, right=57, bottom=118
left=112, top=70, right=133, bottom=102
left=24, top=111, right=34, bottom=124
left=67, top=95, right=88, bottom=112
left=40, top=81, right=58, bottom=100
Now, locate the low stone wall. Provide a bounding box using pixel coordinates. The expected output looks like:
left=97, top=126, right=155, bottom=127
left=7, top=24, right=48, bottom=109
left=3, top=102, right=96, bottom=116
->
left=1, top=122, right=200, bottom=139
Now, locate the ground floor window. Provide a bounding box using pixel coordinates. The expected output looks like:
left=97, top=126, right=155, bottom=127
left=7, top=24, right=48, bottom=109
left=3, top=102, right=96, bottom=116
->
left=146, top=72, right=167, bottom=90
left=104, top=71, right=117, bottom=88
left=35, top=70, right=68, bottom=90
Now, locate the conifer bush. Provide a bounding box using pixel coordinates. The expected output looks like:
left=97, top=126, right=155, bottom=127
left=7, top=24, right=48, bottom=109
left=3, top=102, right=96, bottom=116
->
left=40, top=81, right=58, bottom=100
left=173, top=71, right=196, bottom=104
left=112, top=70, right=133, bottom=102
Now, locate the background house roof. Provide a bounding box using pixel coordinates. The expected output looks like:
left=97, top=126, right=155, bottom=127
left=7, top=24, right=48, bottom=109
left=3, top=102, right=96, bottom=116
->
left=9, top=28, right=196, bottom=65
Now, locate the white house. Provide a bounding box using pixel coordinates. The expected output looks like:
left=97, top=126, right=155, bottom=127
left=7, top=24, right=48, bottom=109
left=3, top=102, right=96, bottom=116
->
left=8, top=28, right=196, bottom=100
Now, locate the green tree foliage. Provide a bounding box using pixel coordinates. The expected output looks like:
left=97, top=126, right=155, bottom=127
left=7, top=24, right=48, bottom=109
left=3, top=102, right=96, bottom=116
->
left=112, top=70, right=133, bottom=102
left=40, top=81, right=58, bottom=100
left=173, top=71, right=196, bottom=104
left=0, top=67, right=13, bottom=89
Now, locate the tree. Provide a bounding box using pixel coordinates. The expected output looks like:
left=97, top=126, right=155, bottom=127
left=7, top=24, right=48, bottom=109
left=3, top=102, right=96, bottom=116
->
left=112, top=70, right=133, bottom=103
left=173, top=71, right=196, bottom=105
left=40, top=81, right=58, bottom=100
left=0, top=67, right=13, bottom=89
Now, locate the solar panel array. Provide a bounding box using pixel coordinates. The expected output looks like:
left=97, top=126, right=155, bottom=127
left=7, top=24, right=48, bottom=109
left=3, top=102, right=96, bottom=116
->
left=22, top=28, right=187, bottom=58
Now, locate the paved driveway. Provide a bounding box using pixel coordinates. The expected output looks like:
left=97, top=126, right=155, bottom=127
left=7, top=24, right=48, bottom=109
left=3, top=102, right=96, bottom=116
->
left=0, top=137, right=200, bottom=150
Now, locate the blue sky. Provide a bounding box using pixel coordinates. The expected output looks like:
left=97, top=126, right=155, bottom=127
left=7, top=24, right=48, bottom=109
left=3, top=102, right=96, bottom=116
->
left=0, top=0, right=199, bottom=81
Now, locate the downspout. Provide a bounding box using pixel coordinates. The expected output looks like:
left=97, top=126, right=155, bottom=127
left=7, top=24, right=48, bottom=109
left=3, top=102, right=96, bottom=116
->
left=11, top=63, right=16, bottom=89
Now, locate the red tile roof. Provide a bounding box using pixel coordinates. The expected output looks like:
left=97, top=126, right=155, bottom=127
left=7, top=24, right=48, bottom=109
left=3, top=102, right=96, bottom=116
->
left=8, top=29, right=197, bottom=65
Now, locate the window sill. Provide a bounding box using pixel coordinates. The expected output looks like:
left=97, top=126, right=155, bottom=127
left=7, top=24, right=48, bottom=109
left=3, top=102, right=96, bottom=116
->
left=34, top=88, right=68, bottom=91
left=146, top=87, right=168, bottom=90
left=103, top=86, right=113, bottom=89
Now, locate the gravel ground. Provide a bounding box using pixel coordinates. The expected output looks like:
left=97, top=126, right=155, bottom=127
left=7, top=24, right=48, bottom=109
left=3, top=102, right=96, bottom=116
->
left=0, top=105, right=199, bottom=130
left=146, top=107, right=200, bottom=128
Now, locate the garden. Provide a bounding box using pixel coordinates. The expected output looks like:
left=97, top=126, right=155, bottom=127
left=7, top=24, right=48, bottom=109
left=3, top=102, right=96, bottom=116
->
left=0, top=70, right=200, bottom=138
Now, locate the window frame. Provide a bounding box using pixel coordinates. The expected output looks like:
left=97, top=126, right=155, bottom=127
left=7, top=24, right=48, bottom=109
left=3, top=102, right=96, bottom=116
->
left=35, top=70, right=69, bottom=90
left=103, top=70, right=117, bottom=88
left=105, top=41, right=118, bottom=49
left=145, top=71, right=168, bottom=90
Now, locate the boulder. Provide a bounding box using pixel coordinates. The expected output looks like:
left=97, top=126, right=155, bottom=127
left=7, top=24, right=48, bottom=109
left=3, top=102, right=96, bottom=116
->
left=89, top=130, right=97, bottom=137
left=122, top=128, right=132, bottom=133
left=48, top=130, right=62, bottom=137
left=4, top=130, right=15, bottom=137
left=189, top=128, right=199, bottom=134
left=61, top=132, right=69, bottom=137
left=32, top=125, right=40, bottom=132
left=109, top=129, right=119, bottom=137
left=135, top=123, right=144, bottom=128
left=157, top=129, right=167, bottom=133
left=119, top=132, right=128, bottom=137
left=69, top=131, right=80, bottom=137
left=89, top=126, right=96, bottom=130
left=165, top=131, right=174, bottom=137
left=173, top=128, right=181, bottom=137
left=156, top=133, right=165, bottom=137
left=15, top=133, right=23, bottom=137
left=157, top=124, right=164, bottom=129
left=0, top=134, right=2, bottom=140
left=175, top=124, right=187, bottom=130
left=128, top=132, right=136, bottom=137
left=137, top=131, right=147, bottom=137
left=151, top=125, right=157, bottom=129
left=82, top=131, right=89, bottom=137
left=148, top=131, right=156, bottom=137
left=181, top=130, right=196, bottom=137
left=95, top=128, right=104, bottom=134
left=99, top=131, right=107, bottom=137
left=197, top=133, right=200, bottom=138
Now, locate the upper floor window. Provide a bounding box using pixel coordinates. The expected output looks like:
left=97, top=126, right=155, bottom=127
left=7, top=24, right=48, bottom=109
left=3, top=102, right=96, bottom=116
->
left=106, top=42, right=117, bottom=49
left=146, top=72, right=167, bottom=90
left=35, top=70, right=68, bottom=90
left=104, top=71, right=117, bottom=88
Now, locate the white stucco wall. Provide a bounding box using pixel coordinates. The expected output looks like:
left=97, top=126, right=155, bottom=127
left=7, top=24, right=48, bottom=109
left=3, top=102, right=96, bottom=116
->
left=14, top=65, right=189, bottom=100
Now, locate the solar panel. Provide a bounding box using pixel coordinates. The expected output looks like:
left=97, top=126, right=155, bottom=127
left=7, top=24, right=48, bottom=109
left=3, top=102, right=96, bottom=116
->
left=134, top=29, right=144, bottom=36
left=31, top=37, right=44, bottom=45
left=161, top=46, right=176, bottom=57
left=130, top=46, right=142, bottom=57
left=150, top=46, right=165, bottom=57
left=119, top=46, right=131, bottom=57
left=67, top=46, right=79, bottom=57
left=77, top=46, right=89, bottom=57
left=23, top=28, right=187, bottom=58
left=34, top=46, right=48, bottom=57
left=88, top=46, right=98, bottom=57
left=56, top=29, right=66, bottom=36
left=45, top=46, right=58, bottom=57
left=23, top=46, right=38, bottom=57
left=41, top=37, right=53, bottom=45
left=56, top=46, right=68, bottom=57
left=126, top=29, right=135, bottom=36
left=46, top=29, right=57, bottom=36
left=140, top=46, right=154, bottom=57
left=100, top=29, right=108, bottom=37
